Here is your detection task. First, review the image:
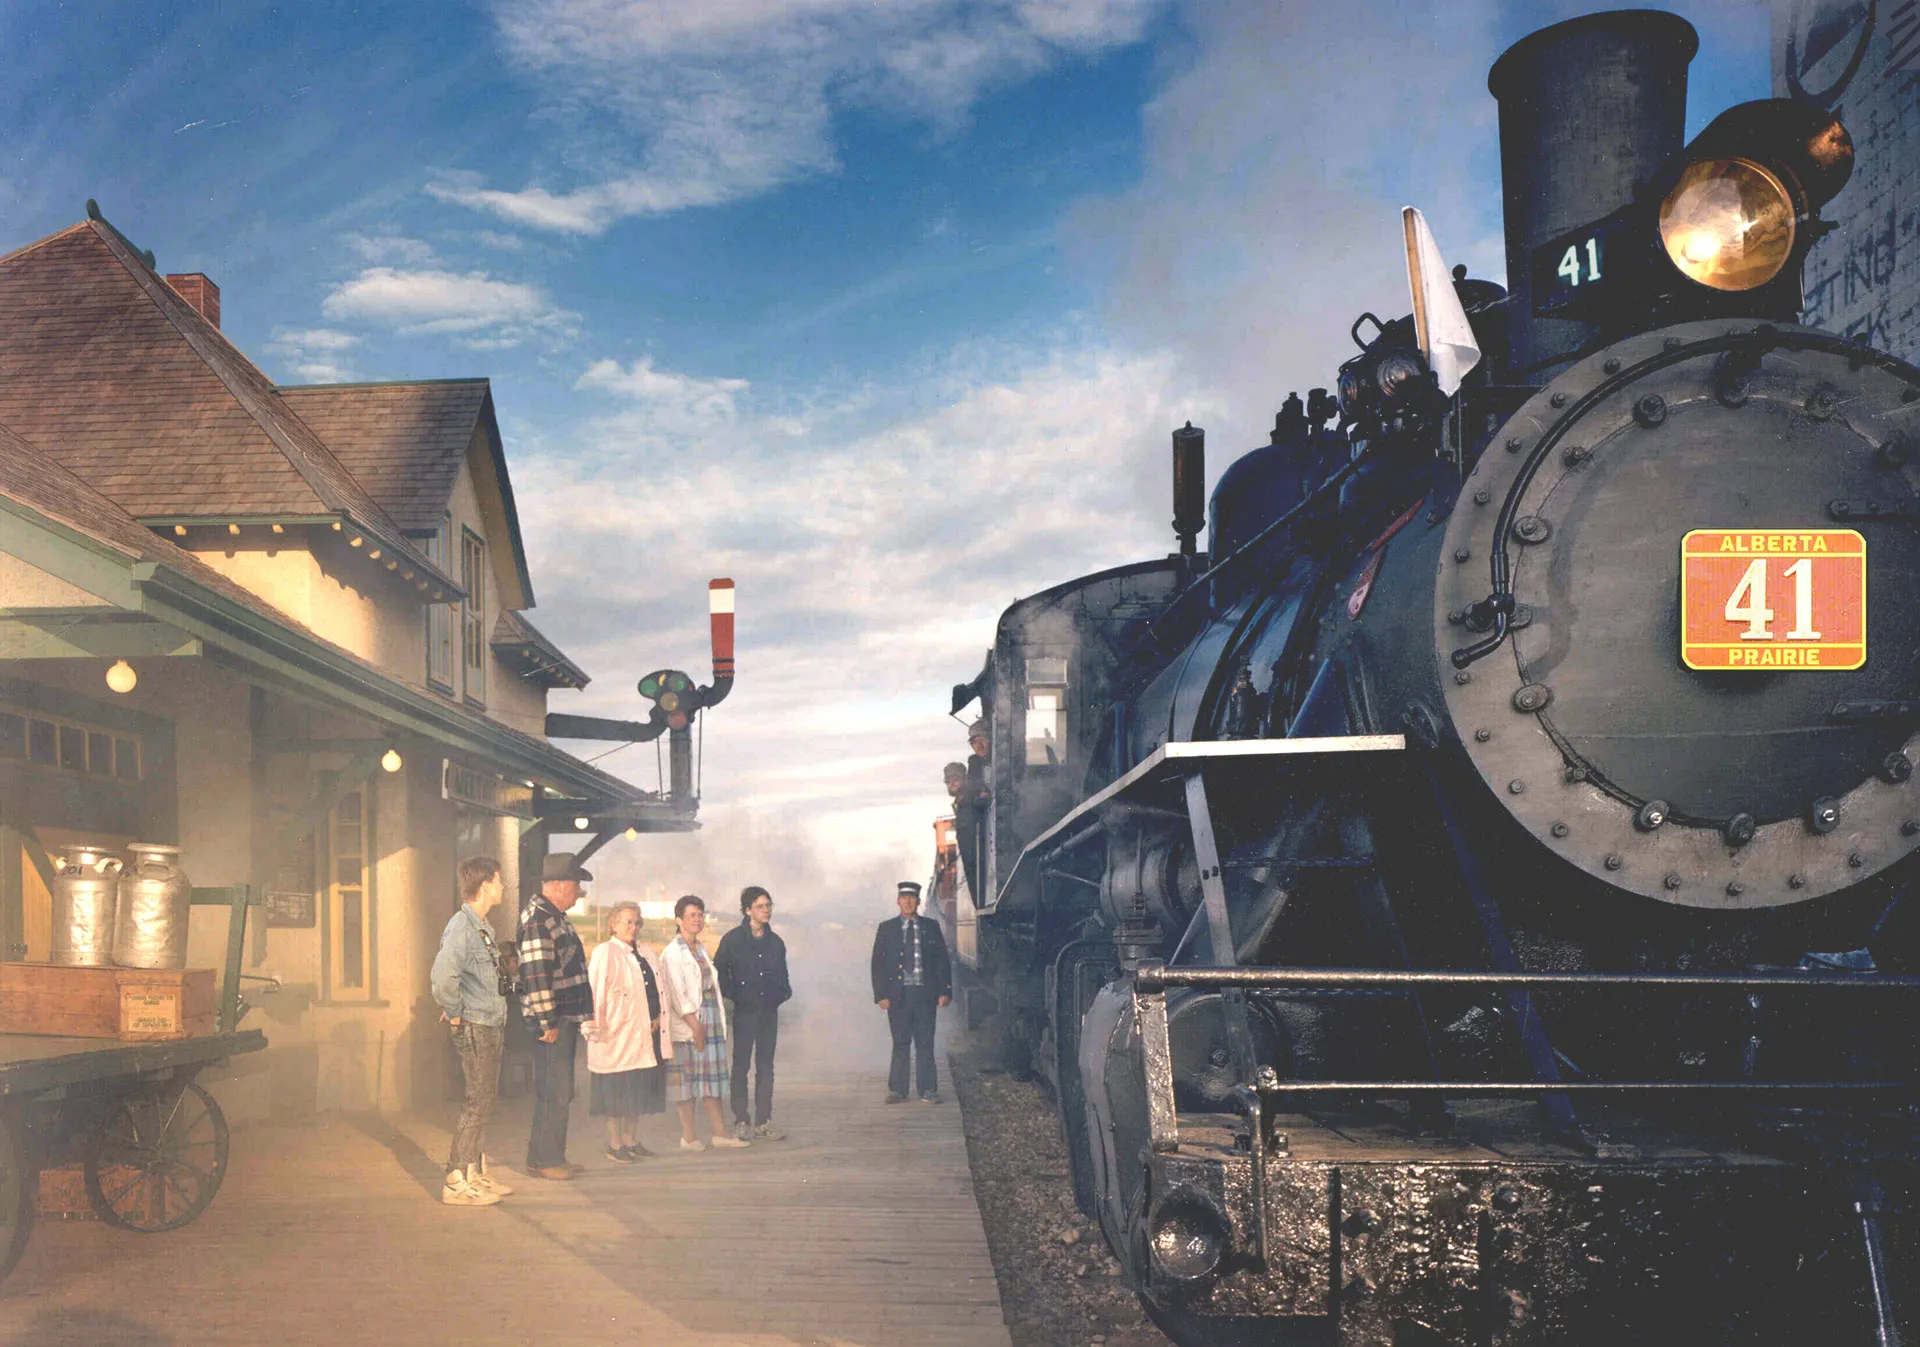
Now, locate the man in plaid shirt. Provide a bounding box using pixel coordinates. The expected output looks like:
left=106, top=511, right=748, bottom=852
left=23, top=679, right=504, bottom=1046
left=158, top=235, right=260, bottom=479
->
left=518, top=852, right=595, bottom=1179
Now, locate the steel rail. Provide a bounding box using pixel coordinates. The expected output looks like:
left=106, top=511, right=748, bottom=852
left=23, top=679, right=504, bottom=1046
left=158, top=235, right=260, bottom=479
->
left=1256, top=1080, right=1912, bottom=1093
left=1139, top=966, right=1920, bottom=992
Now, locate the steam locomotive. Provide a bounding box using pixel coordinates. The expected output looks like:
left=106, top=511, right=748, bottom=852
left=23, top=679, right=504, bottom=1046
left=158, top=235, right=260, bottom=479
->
left=946, top=12, right=1920, bottom=1345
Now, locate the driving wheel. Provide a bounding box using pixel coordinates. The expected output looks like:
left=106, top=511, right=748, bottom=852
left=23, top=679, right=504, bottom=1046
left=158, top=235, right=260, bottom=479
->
left=85, top=1080, right=229, bottom=1233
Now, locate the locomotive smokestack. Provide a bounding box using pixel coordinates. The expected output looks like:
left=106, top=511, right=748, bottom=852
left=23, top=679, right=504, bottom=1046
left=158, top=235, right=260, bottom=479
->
left=1489, top=10, right=1697, bottom=377
left=1172, top=422, right=1205, bottom=557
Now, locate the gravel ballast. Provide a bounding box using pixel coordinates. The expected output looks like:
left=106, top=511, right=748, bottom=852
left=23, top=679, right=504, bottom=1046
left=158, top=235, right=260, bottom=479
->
left=950, top=1046, right=1175, bottom=1347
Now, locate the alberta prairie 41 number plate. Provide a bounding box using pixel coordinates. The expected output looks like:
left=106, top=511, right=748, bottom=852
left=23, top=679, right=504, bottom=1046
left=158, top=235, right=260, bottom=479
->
left=1681, top=529, right=1866, bottom=670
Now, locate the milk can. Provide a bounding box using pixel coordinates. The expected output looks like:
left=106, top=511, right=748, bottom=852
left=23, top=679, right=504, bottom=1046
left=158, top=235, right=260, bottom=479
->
left=52, top=843, right=124, bottom=966
left=114, top=843, right=191, bottom=969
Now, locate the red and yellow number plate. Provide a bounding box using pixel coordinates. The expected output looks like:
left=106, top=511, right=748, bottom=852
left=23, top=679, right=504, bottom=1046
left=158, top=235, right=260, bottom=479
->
left=1680, top=529, right=1866, bottom=670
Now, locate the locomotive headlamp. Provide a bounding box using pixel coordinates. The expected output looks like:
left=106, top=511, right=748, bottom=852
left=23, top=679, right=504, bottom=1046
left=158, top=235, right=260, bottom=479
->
left=1658, top=158, right=1796, bottom=292
left=1374, top=349, right=1431, bottom=403
left=1336, top=365, right=1367, bottom=423
left=1653, top=99, right=1852, bottom=296
left=1147, top=1191, right=1229, bottom=1286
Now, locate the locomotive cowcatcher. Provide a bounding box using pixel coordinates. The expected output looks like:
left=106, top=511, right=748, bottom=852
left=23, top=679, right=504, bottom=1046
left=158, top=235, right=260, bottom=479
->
left=946, top=11, right=1920, bottom=1345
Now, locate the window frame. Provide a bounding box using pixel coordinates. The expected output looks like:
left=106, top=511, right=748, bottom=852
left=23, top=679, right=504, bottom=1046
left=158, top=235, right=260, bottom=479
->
left=324, top=784, right=377, bottom=1003
left=460, top=526, right=487, bottom=709
left=0, top=702, right=141, bottom=780
left=425, top=514, right=457, bottom=693
left=1022, top=656, right=1070, bottom=769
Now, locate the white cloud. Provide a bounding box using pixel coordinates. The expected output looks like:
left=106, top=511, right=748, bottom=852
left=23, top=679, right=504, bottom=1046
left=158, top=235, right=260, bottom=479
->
left=521, top=338, right=1221, bottom=864
left=342, top=232, right=438, bottom=265
left=577, top=356, right=751, bottom=427
left=433, top=0, right=1165, bottom=233
left=319, top=266, right=578, bottom=346
left=266, top=327, right=362, bottom=384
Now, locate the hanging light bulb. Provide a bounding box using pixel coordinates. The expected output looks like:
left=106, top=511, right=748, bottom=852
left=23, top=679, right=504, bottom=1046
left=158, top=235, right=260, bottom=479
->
left=105, top=660, right=137, bottom=694
left=625, top=827, right=638, bottom=841
left=573, top=816, right=591, bottom=830
left=380, top=748, right=403, bottom=773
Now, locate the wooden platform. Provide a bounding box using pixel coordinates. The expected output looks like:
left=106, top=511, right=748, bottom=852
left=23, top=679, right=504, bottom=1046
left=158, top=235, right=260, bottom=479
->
left=2, top=1035, right=1013, bottom=1346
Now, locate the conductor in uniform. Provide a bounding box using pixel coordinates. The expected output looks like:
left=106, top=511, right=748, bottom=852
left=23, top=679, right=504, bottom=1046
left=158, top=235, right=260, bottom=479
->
left=871, top=880, right=952, bottom=1104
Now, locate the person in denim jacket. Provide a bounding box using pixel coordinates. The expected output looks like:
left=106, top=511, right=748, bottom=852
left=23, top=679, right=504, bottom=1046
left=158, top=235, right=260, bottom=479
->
left=430, top=856, right=514, bottom=1206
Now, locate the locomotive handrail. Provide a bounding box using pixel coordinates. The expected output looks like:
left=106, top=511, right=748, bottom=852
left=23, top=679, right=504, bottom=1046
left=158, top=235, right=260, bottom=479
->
left=1453, top=324, right=1920, bottom=669
left=985, top=735, right=1406, bottom=915
left=1137, top=965, right=1920, bottom=992
left=1136, top=454, right=1366, bottom=654
left=1249, top=1080, right=1913, bottom=1093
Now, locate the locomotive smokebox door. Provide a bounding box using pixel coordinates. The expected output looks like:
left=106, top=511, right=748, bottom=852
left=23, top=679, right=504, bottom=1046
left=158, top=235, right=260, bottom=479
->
left=1438, top=320, right=1920, bottom=908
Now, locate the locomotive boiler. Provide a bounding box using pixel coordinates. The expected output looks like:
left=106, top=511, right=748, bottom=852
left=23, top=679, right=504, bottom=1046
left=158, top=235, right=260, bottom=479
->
left=947, top=11, right=1920, bottom=1345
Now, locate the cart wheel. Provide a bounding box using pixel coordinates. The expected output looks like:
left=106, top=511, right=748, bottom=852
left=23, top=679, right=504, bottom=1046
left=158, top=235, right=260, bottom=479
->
left=85, top=1081, right=229, bottom=1233
left=0, top=1109, right=34, bottom=1283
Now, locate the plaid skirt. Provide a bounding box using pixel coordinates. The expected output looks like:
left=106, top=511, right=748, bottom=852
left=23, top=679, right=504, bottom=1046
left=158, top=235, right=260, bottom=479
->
left=670, top=985, right=728, bottom=1102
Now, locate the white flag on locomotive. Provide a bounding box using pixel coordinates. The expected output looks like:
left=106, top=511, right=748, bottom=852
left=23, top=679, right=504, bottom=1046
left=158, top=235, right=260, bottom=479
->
left=1400, top=206, right=1481, bottom=397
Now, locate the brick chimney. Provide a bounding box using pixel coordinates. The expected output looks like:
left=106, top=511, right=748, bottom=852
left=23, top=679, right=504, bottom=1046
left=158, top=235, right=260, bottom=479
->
left=166, top=273, right=221, bottom=330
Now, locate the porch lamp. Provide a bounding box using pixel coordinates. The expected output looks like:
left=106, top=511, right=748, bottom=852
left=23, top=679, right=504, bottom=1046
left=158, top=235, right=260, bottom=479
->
left=380, top=748, right=403, bottom=773
left=105, top=660, right=137, bottom=694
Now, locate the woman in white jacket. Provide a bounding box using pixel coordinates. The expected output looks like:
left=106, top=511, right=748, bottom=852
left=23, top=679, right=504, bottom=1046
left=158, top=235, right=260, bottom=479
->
left=660, top=895, right=749, bottom=1151
left=585, top=901, right=670, bottom=1162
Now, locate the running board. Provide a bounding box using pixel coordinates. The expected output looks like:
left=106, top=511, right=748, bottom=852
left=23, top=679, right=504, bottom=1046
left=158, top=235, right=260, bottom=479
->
left=982, top=735, right=1406, bottom=916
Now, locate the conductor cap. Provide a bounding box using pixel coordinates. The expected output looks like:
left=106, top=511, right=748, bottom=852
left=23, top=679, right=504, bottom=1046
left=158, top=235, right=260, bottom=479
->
left=897, top=881, right=923, bottom=898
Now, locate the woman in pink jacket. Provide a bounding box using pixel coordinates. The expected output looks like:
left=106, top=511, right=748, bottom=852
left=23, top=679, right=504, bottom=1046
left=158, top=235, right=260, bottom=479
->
left=584, top=901, right=671, bottom=1162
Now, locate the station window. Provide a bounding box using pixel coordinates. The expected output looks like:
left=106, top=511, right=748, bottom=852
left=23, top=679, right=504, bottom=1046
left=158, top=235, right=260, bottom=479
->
left=1024, top=657, right=1069, bottom=767
left=461, top=528, right=487, bottom=708
left=425, top=514, right=456, bottom=692
left=327, top=787, right=375, bottom=1001
left=0, top=704, right=140, bottom=779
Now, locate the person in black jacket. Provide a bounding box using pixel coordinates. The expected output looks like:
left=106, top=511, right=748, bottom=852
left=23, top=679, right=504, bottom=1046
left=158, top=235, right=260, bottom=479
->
left=713, top=885, right=792, bottom=1141
left=870, top=880, right=952, bottom=1104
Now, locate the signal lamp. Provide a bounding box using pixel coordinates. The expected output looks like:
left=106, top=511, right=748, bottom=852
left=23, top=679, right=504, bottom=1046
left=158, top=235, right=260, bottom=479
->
left=1659, top=158, right=1795, bottom=291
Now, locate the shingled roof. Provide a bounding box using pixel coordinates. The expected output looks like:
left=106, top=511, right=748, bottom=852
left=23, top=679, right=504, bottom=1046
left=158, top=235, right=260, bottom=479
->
left=277, top=380, right=490, bottom=534
left=0, top=418, right=645, bottom=807
left=493, top=607, right=589, bottom=690
left=277, top=376, right=536, bottom=609
left=0, top=417, right=278, bottom=615
left=0, top=218, right=459, bottom=599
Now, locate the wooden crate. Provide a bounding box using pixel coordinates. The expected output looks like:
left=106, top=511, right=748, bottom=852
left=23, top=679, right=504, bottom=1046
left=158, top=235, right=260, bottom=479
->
left=0, top=963, right=217, bottom=1040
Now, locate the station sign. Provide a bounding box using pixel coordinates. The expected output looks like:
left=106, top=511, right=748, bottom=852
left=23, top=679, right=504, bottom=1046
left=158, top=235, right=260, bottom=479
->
left=442, top=759, right=537, bottom=818
left=1680, top=529, right=1866, bottom=670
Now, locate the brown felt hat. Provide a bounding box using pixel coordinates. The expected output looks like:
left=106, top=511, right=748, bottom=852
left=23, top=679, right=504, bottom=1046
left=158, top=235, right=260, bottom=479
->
left=541, top=852, right=593, bottom=883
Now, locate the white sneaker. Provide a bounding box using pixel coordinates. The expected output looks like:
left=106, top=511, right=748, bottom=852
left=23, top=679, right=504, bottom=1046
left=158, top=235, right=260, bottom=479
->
left=442, top=1169, right=502, bottom=1206
left=709, top=1134, right=750, bottom=1149
left=473, top=1157, right=514, bottom=1196
left=679, top=1137, right=708, bottom=1152
left=752, top=1123, right=785, bottom=1141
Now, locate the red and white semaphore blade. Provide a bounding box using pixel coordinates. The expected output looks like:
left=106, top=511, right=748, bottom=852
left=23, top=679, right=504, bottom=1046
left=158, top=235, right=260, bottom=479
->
left=709, top=578, right=735, bottom=679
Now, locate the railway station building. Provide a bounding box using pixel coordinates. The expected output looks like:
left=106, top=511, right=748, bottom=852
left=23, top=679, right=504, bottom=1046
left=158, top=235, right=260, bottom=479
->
left=0, top=213, right=675, bottom=1120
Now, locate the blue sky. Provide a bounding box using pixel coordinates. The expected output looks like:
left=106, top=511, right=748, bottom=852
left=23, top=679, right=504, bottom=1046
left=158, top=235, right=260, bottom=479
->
left=1, top=0, right=1775, bottom=901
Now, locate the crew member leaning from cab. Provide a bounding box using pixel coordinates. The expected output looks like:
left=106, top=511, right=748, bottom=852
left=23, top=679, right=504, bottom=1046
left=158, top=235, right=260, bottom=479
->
left=954, top=719, right=991, bottom=900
